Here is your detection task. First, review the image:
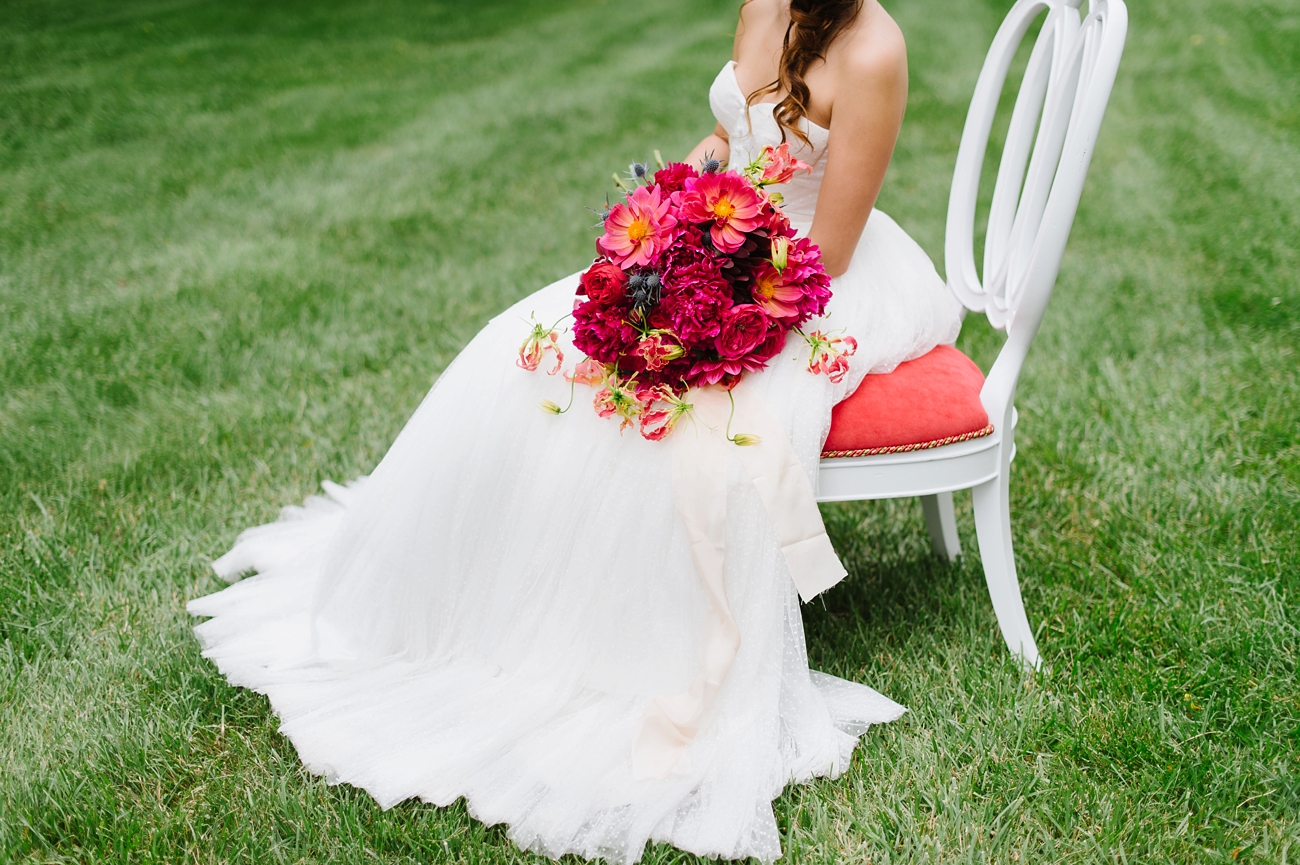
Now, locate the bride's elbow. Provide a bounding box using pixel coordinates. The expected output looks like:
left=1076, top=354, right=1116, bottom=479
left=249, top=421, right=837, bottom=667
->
left=821, top=251, right=852, bottom=279
left=809, top=229, right=858, bottom=278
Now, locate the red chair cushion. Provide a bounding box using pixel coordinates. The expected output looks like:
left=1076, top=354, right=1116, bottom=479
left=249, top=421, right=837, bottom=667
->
left=822, top=344, right=993, bottom=458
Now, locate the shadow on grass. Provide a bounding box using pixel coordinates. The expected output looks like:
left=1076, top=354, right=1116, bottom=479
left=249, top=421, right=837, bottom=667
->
left=808, top=495, right=1001, bottom=682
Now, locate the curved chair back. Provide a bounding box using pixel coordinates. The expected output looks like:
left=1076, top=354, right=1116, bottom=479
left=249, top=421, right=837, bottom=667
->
left=946, top=0, right=1128, bottom=424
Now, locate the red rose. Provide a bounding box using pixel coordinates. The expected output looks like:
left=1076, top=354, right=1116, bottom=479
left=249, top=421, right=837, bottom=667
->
left=715, top=304, right=770, bottom=359
left=750, top=323, right=788, bottom=364
left=578, top=262, right=629, bottom=305
left=652, top=162, right=698, bottom=195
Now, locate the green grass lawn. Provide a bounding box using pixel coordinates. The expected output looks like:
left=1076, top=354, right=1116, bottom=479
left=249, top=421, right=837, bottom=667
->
left=1, top=0, right=1296, bottom=861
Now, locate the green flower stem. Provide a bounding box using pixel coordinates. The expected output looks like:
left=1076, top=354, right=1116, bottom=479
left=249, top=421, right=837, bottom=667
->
left=725, top=388, right=761, bottom=446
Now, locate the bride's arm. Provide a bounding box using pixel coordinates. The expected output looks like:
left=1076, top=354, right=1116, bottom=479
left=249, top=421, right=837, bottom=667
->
left=685, top=124, right=731, bottom=169
left=808, top=27, right=909, bottom=278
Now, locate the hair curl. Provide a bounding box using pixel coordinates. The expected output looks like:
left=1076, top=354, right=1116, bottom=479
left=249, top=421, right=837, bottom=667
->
left=745, top=0, right=863, bottom=146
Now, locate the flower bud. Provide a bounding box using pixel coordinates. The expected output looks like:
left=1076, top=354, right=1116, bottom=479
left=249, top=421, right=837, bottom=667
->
left=770, top=236, right=789, bottom=273
left=539, top=400, right=564, bottom=414
left=730, top=433, right=762, bottom=446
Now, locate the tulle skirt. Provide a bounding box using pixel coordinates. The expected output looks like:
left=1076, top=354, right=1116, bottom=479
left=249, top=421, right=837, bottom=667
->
left=189, top=208, right=962, bottom=863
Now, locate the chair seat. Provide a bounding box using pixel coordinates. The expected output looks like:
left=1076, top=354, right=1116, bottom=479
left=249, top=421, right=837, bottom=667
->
left=821, top=344, right=993, bottom=459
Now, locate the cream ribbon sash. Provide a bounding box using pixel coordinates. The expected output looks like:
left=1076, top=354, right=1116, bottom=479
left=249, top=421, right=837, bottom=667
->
left=631, top=382, right=847, bottom=779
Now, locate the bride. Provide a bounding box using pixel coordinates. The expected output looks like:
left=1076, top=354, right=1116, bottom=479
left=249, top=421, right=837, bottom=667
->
left=189, top=0, right=961, bottom=861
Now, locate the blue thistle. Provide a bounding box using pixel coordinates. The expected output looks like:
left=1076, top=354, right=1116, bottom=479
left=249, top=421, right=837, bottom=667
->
left=586, top=194, right=614, bottom=230
left=626, top=270, right=662, bottom=318
left=624, top=159, right=651, bottom=185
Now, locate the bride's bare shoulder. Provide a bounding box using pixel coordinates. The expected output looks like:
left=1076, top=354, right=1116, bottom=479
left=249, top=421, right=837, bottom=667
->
left=833, top=2, right=908, bottom=85
left=738, top=0, right=783, bottom=27
left=736, top=0, right=784, bottom=48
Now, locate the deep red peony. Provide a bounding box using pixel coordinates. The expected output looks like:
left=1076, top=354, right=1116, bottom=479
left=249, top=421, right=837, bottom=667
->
left=652, top=162, right=699, bottom=195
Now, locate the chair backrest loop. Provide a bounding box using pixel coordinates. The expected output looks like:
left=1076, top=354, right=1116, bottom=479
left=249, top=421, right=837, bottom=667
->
left=944, top=0, right=1128, bottom=417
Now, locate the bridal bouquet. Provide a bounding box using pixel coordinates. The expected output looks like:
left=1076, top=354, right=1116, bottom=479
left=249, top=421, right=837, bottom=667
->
left=519, top=145, right=856, bottom=441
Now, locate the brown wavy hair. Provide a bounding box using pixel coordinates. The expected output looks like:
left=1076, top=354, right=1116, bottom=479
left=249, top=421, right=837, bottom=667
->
left=745, top=0, right=864, bottom=145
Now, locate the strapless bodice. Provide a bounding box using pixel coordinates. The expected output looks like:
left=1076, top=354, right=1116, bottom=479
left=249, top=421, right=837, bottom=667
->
left=708, top=61, right=829, bottom=229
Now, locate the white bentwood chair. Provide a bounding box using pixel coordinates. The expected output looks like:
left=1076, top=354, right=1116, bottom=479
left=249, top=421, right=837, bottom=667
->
left=816, top=0, right=1128, bottom=669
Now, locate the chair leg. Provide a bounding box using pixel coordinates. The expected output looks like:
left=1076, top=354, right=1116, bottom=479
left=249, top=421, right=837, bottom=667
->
left=971, top=471, right=1041, bottom=669
left=921, top=492, right=961, bottom=562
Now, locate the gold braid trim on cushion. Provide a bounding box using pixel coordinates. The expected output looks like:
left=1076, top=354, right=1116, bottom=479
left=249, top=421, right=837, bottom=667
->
left=820, top=423, right=995, bottom=460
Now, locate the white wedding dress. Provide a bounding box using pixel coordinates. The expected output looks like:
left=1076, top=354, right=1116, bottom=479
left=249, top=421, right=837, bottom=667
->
left=189, top=61, right=962, bottom=863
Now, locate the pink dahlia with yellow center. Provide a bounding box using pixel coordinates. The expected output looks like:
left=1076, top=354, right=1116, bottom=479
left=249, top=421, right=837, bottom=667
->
left=750, top=260, right=808, bottom=322
left=677, top=171, right=765, bottom=254
left=598, top=185, right=679, bottom=268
